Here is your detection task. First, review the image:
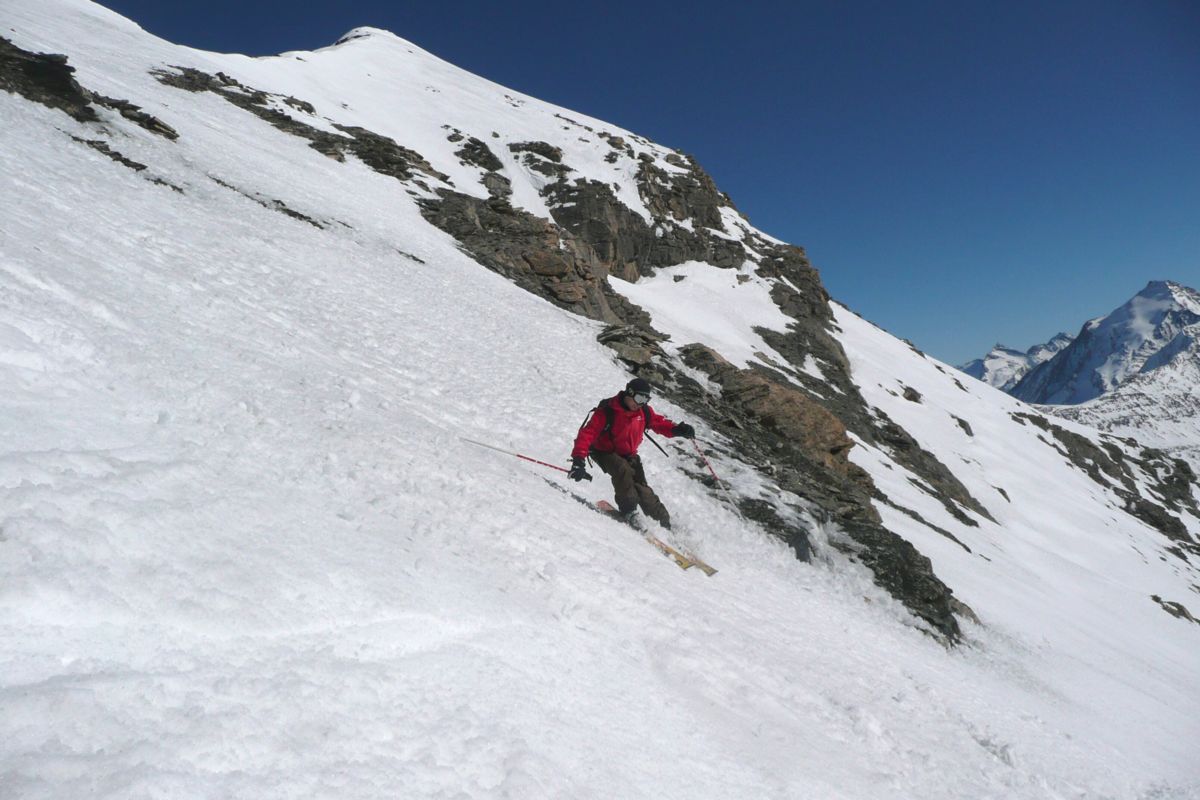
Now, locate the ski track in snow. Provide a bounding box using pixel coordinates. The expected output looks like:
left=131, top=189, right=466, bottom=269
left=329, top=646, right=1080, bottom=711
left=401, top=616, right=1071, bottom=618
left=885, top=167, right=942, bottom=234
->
left=1, top=2, right=1199, bottom=798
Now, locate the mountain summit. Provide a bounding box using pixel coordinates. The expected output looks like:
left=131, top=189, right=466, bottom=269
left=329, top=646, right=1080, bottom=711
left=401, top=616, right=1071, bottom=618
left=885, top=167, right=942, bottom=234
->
left=1011, top=280, right=1200, bottom=405
left=959, top=332, right=1073, bottom=391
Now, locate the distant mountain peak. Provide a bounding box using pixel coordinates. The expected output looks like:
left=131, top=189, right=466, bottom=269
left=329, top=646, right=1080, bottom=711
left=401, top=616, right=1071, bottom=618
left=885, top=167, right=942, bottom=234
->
left=1010, top=279, right=1200, bottom=405
left=959, top=333, right=1074, bottom=391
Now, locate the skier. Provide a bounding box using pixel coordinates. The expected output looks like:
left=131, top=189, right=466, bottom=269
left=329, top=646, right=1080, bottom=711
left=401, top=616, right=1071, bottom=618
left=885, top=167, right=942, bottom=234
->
left=568, top=377, right=695, bottom=529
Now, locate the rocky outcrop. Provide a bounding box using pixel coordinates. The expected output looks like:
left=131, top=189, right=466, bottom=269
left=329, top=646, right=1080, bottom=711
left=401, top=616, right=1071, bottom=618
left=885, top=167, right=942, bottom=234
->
left=2, top=37, right=178, bottom=139
left=152, top=66, right=448, bottom=188
left=753, top=261, right=995, bottom=529
left=417, top=190, right=630, bottom=322
left=509, top=141, right=569, bottom=178
left=454, top=135, right=504, bottom=172
left=2, top=37, right=177, bottom=139
left=2, top=38, right=180, bottom=191
left=1012, top=412, right=1200, bottom=559
left=669, top=343, right=971, bottom=639
left=1, top=36, right=99, bottom=122
left=1152, top=595, right=1199, bottom=624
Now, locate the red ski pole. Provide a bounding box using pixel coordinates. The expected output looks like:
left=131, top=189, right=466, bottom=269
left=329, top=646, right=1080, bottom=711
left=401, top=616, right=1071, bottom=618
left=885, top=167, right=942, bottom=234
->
left=460, top=437, right=569, bottom=473
left=692, top=439, right=725, bottom=488
left=692, top=439, right=744, bottom=519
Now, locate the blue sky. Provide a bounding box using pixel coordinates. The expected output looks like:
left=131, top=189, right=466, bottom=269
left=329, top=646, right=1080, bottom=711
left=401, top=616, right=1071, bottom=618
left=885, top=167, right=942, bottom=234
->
left=104, top=0, right=1199, bottom=364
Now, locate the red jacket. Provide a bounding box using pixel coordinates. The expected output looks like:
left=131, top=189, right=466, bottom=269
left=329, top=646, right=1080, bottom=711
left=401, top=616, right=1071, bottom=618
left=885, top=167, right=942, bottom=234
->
left=572, top=395, right=678, bottom=460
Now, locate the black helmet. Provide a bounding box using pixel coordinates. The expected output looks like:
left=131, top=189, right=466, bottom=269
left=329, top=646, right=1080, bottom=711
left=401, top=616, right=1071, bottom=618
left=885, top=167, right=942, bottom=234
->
left=625, top=377, right=653, bottom=405
left=625, top=377, right=653, bottom=395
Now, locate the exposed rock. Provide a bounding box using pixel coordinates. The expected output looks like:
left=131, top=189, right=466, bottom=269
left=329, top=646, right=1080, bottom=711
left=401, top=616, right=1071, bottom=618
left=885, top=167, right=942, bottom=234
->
left=544, top=177, right=744, bottom=280
left=152, top=66, right=448, bottom=185
left=636, top=154, right=725, bottom=230
left=508, top=140, right=570, bottom=178
left=2, top=37, right=177, bottom=140
left=1152, top=595, right=1198, bottom=624
left=481, top=171, right=512, bottom=200
left=1, top=37, right=97, bottom=122
left=1012, top=412, right=1199, bottom=557
left=456, top=136, right=503, bottom=172
left=679, top=345, right=857, bottom=478
left=71, top=135, right=146, bottom=171
left=92, top=95, right=178, bottom=139
left=334, top=124, right=449, bottom=183
left=418, top=189, right=628, bottom=323
left=598, top=131, right=634, bottom=157
left=672, top=343, right=968, bottom=639
left=209, top=175, right=324, bottom=229
left=760, top=286, right=994, bottom=529
left=509, top=140, right=563, bottom=162
left=597, top=325, right=664, bottom=366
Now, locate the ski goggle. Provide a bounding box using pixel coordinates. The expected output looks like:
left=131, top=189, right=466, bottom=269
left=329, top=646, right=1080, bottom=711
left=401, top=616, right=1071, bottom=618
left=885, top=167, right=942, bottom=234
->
left=632, top=392, right=651, bottom=405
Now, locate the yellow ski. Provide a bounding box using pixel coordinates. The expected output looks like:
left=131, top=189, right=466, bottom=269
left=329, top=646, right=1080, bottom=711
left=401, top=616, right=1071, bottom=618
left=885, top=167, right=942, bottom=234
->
left=596, top=500, right=717, bottom=576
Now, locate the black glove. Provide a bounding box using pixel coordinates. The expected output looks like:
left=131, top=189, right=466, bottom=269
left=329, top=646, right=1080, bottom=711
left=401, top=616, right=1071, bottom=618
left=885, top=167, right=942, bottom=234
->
left=672, top=422, right=695, bottom=439
left=568, top=457, right=592, bottom=482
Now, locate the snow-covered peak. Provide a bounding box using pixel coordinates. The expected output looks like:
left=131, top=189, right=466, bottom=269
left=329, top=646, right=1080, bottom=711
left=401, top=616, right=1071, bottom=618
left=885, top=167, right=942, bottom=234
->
left=1025, top=331, right=1074, bottom=362
left=1012, top=279, right=1200, bottom=404
left=1054, top=332, right=1200, bottom=470
left=959, top=333, right=1073, bottom=391
left=1138, top=279, right=1200, bottom=310
left=333, top=26, right=409, bottom=47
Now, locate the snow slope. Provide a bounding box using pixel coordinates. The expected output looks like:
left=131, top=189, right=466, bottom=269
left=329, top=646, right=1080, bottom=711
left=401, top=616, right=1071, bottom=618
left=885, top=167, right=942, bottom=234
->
left=2, top=2, right=1199, bottom=798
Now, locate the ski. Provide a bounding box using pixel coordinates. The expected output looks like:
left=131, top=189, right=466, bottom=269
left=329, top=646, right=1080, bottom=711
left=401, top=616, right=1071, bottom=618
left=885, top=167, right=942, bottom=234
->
left=544, top=478, right=718, bottom=576
left=594, top=500, right=700, bottom=572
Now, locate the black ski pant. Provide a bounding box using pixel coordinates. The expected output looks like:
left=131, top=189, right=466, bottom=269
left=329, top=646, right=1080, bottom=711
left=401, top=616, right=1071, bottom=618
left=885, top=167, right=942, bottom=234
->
left=590, top=451, right=671, bottom=529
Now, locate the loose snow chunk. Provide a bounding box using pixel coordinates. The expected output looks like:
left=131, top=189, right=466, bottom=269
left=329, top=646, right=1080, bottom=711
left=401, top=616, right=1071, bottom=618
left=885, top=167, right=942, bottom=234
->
left=608, top=262, right=792, bottom=369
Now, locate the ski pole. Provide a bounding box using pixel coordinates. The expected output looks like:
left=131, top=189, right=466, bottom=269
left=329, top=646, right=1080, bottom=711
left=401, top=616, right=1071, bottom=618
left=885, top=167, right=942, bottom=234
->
left=460, top=437, right=568, bottom=473
left=692, top=439, right=724, bottom=487
left=692, top=439, right=744, bottom=518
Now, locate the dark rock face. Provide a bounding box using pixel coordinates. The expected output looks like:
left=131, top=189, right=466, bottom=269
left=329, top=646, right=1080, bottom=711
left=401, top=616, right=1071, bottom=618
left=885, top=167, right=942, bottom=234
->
left=1, top=37, right=177, bottom=139
left=509, top=141, right=569, bottom=178
left=417, top=190, right=629, bottom=323
left=754, top=267, right=994, bottom=532
left=672, top=343, right=971, bottom=638
left=543, top=180, right=655, bottom=281
left=456, top=136, right=504, bottom=172
left=544, top=179, right=743, bottom=280
left=1, top=36, right=98, bottom=122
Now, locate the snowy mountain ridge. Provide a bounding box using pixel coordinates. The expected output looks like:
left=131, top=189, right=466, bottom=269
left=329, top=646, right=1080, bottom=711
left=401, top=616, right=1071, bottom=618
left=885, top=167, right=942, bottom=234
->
left=959, top=332, right=1073, bottom=391
left=1012, top=280, right=1200, bottom=405
left=2, top=1, right=1199, bottom=797
left=962, top=280, right=1200, bottom=470
left=1051, top=330, right=1200, bottom=471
